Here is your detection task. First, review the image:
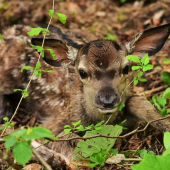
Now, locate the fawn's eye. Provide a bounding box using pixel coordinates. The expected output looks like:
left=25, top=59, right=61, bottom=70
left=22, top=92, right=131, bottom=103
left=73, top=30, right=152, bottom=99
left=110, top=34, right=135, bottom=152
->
left=79, top=70, right=88, bottom=79
left=123, top=65, right=129, bottom=74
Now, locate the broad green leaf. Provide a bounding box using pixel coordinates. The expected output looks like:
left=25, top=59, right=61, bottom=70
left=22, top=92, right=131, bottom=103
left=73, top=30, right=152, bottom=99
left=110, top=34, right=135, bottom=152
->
left=131, top=153, right=170, bottom=170
left=56, top=13, right=67, bottom=24
left=74, top=125, right=122, bottom=158
left=64, top=128, right=72, bottom=134
left=164, top=132, right=170, bottom=149
left=11, top=129, right=27, bottom=137
left=109, top=148, right=118, bottom=156
left=157, top=97, right=166, bottom=107
left=163, top=88, right=170, bottom=99
left=163, top=59, right=170, bottom=65
left=13, top=141, right=32, bottom=166
left=163, top=147, right=170, bottom=156
left=118, top=103, right=125, bottom=111
left=161, top=71, right=170, bottom=85
left=142, top=64, right=153, bottom=71
left=22, top=126, right=54, bottom=140
left=76, top=125, right=85, bottom=131
left=49, top=9, right=55, bottom=17
left=132, top=66, right=142, bottom=71
left=0, top=33, right=5, bottom=43
left=21, top=66, right=33, bottom=72
left=27, top=27, right=43, bottom=36
left=126, top=55, right=140, bottom=63
left=73, top=120, right=81, bottom=127
left=5, top=136, right=17, bottom=151
left=141, top=53, right=149, bottom=65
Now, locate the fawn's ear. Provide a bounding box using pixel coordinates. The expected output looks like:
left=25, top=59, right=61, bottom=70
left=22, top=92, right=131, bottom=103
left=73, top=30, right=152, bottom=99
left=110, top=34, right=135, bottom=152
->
left=125, top=23, right=170, bottom=58
left=31, top=38, right=81, bottom=67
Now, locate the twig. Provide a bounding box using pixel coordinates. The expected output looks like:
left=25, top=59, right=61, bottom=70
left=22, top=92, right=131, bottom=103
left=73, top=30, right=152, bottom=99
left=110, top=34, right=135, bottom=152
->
left=138, top=85, right=168, bottom=96
left=0, top=0, right=55, bottom=137
left=44, top=114, right=170, bottom=142
left=32, top=148, right=52, bottom=170
left=0, top=150, right=22, bottom=170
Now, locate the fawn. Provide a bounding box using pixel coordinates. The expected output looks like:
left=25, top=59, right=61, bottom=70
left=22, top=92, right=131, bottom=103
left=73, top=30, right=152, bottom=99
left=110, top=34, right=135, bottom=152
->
left=0, top=23, right=170, bottom=162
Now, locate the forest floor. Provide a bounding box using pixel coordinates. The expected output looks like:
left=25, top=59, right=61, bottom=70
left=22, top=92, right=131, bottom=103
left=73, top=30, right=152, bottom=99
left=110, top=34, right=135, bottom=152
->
left=0, top=0, right=170, bottom=169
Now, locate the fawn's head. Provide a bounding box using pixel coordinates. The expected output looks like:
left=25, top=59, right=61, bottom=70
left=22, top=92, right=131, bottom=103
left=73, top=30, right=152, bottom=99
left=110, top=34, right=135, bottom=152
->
left=32, top=24, right=170, bottom=116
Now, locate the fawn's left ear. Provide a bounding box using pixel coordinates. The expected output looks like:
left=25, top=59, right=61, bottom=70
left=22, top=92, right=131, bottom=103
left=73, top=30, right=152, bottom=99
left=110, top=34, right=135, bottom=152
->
left=125, top=23, right=170, bottom=58
left=31, top=38, right=82, bottom=67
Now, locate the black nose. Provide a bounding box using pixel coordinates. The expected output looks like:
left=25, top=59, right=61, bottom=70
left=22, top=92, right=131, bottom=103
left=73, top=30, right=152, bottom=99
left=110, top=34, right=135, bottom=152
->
left=96, top=87, right=119, bottom=109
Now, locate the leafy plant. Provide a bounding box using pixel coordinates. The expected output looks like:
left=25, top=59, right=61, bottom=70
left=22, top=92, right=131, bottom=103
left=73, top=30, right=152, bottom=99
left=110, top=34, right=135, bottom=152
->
left=161, top=71, right=170, bottom=85
left=131, top=132, right=170, bottom=170
left=5, top=127, right=54, bottom=166
left=126, top=53, right=153, bottom=85
left=74, top=125, right=123, bottom=167
left=14, top=89, right=29, bottom=98
left=150, top=87, right=170, bottom=116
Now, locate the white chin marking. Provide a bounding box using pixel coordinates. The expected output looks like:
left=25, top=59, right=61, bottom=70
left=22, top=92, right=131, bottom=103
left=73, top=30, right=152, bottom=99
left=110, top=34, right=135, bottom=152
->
left=98, top=107, right=118, bottom=114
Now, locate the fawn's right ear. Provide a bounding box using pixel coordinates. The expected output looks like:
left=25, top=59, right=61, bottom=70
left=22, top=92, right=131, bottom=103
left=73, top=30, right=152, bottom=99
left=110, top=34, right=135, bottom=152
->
left=31, top=38, right=82, bottom=67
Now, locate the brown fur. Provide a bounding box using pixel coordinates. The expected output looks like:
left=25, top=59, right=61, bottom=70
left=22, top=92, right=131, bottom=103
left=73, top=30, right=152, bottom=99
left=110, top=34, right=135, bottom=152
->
left=0, top=24, right=170, bottom=163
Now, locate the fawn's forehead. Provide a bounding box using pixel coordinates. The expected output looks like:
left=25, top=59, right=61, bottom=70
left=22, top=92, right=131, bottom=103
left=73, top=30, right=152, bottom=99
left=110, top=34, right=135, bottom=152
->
left=78, top=40, right=124, bottom=70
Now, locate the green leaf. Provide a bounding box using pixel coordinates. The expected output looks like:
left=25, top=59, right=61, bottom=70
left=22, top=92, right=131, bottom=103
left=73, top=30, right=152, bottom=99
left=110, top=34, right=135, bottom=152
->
left=5, top=136, right=17, bottom=151
left=3, top=117, right=9, bottom=122
left=56, top=12, right=67, bottom=24
left=45, top=49, right=56, bottom=60
left=42, top=70, right=54, bottom=74
left=134, top=77, right=138, bottom=85
left=76, top=125, right=85, bottom=131
left=13, top=141, right=32, bottom=166
left=22, top=127, right=54, bottom=140
left=163, top=147, right=170, bottom=156
left=104, top=34, right=117, bottom=40
left=163, top=59, right=170, bottom=65
left=11, top=129, right=27, bottom=137
left=163, top=88, right=170, bottom=99
left=0, top=33, right=5, bottom=43
left=74, top=125, right=122, bottom=158
left=141, top=53, right=150, bottom=65
left=21, top=66, right=33, bottom=73
left=14, top=89, right=23, bottom=92
left=126, top=55, right=140, bottom=63
left=138, top=78, right=147, bottom=82
left=137, top=149, right=147, bottom=158
left=132, top=66, right=142, bottom=71
left=109, top=148, right=118, bottom=156
left=23, top=89, right=29, bottom=98
left=27, top=27, right=43, bottom=36
left=73, top=120, right=81, bottom=127
left=164, top=132, right=170, bottom=149
left=89, top=150, right=108, bottom=167
left=118, top=103, right=125, bottom=111
left=36, top=61, right=41, bottom=69
left=64, top=128, right=72, bottom=134
left=131, top=153, right=170, bottom=170
left=49, top=9, right=55, bottom=17
left=138, top=71, right=143, bottom=78
left=31, top=44, right=44, bottom=53
left=142, top=64, right=153, bottom=72
left=161, top=71, right=170, bottom=85
left=157, top=97, right=166, bottom=107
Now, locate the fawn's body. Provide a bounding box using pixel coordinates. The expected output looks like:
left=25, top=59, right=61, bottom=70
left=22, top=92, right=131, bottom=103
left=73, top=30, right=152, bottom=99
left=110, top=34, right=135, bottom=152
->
left=0, top=24, right=170, bottom=162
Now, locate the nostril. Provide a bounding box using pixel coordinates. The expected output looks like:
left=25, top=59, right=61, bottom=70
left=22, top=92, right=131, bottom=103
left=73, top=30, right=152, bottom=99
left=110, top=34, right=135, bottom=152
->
left=99, top=94, right=117, bottom=107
